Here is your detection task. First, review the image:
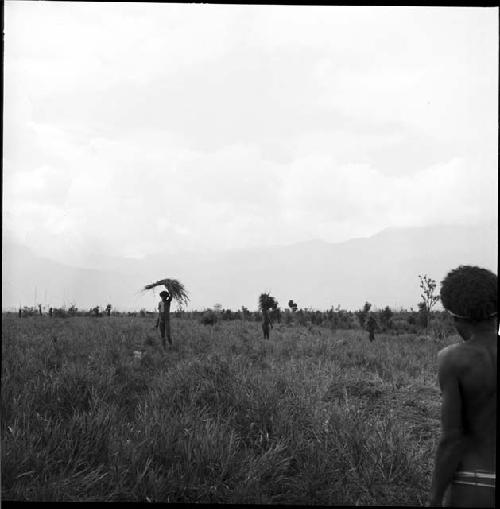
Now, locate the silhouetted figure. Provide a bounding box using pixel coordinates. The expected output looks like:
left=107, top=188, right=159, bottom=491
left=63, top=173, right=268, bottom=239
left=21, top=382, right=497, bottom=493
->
left=262, top=308, right=273, bottom=339
left=38, top=304, right=42, bottom=316
left=156, top=290, right=173, bottom=349
left=366, top=314, right=378, bottom=342
left=48, top=307, right=53, bottom=318
left=18, top=308, right=22, bottom=318
left=106, top=304, right=112, bottom=317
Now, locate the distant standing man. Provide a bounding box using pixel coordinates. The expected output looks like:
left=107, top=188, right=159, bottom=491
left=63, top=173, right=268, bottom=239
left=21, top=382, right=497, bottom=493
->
left=429, top=265, right=497, bottom=507
left=366, top=313, right=378, bottom=342
left=156, top=290, right=173, bottom=349
left=262, top=308, right=273, bottom=339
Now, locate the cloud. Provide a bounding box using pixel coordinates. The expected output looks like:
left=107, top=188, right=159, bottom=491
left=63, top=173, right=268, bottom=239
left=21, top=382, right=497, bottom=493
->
left=3, top=4, right=498, bottom=264
left=4, top=119, right=497, bottom=262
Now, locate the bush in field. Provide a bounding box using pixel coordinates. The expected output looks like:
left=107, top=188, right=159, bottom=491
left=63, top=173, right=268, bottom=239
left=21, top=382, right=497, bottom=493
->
left=427, top=310, right=455, bottom=339
left=271, top=307, right=282, bottom=324
left=408, top=309, right=417, bottom=326
left=201, top=309, right=218, bottom=326
left=240, top=306, right=251, bottom=320
left=295, top=309, right=307, bottom=326
left=379, top=306, right=393, bottom=330
left=20, top=306, right=38, bottom=317
left=53, top=307, right=69, bottom=318
left=311, top=310, right=324, bottom=326
left=326, top=306, right=357, bottom=330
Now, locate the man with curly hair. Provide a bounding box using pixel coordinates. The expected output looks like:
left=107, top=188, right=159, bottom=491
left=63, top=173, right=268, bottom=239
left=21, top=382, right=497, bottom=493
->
left=429, top=266, right=497, bottom=507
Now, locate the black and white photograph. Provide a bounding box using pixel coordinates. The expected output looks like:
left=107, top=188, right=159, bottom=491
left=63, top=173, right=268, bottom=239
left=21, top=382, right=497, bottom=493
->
left=2, top=3, right=498, bottom=506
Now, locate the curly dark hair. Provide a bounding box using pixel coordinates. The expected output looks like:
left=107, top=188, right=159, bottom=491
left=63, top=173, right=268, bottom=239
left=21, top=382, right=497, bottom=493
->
left=440, top=265, right=497, bottom=321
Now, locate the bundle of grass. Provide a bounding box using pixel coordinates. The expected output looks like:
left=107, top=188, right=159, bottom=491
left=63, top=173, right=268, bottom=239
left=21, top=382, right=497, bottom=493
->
left=259, top=293, right=277, bottom=339
left=143, top=278, right=189, bottom=306
left=259, top=292, right=278, bottom=311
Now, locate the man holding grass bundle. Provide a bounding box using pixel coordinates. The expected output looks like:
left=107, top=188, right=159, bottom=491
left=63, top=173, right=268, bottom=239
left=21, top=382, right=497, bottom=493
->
left=429, top=265, right=497, bottom=507
left=156, top=290, right=173, bottom=349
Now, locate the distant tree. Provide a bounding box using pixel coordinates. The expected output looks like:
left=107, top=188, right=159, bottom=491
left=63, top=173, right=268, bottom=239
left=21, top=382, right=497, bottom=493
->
left=241, top=306, right=251, bottom=320
left=53, top=307, right=69, bottom=318
left=312, top=310, right=323, bottom=325
left=222, top=309, right=233, bottom=320
left=379, top=306, right=393, bottom=330
left=106, top=304, right=112, bottom=316
left=296, top=308, right=307, bottom=326
left=418, top=274, right=440, bottom=328
left=68, top=304, right=78, bottom=316
left=288, top=299, right=298, bottom=312
left=175, top=305, right=185, bottom=318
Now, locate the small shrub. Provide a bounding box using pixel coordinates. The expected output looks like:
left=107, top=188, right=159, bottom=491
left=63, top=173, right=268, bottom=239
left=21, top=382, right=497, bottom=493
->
left=201, top=309, right=217, bottom=326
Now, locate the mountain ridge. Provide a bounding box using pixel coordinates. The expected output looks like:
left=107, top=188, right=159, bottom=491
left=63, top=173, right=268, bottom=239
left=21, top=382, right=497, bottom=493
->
left=2, top=224, right=497, bottom=312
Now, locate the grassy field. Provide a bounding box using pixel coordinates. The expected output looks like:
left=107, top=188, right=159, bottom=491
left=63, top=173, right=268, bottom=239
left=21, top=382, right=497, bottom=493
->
left=1, top=314, right=456, bottom=504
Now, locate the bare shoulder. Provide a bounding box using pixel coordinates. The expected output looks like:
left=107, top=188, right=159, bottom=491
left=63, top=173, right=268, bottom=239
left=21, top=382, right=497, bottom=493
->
left=437, top=343, right=463, bottom=364
left=437, top=342, right=476, bottom=374
left=438, top=340, right=496, bottom=381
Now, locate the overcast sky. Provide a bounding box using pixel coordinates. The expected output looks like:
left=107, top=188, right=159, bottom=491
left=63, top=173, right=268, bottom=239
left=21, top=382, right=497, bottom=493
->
left=3, top=4, right=498, bottom=267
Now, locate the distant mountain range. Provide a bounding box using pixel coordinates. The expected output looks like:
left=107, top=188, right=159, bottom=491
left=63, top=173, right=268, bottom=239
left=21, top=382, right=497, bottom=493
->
left=2, top=224, right=497, bottom=312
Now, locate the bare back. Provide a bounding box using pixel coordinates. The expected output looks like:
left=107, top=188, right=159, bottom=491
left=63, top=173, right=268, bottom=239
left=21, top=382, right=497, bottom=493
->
left=440, top=338, right=497, bottom=471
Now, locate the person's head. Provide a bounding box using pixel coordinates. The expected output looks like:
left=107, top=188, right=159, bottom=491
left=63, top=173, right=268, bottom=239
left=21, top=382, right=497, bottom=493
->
left=160, top=290, right=170, bottom=301
left=440, top=265, right=497, bottom=340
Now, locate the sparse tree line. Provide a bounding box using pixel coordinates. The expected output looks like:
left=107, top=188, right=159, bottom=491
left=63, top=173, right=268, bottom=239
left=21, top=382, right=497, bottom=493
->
left=15, top=274, right=445, bottom=337
left=16, top=303, right=113, bottom=318
left=194, top=304, right=453, bottom=336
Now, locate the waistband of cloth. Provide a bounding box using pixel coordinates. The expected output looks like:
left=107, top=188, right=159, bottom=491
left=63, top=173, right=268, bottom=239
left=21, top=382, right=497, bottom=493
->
left=453, top=470, right=496, bottom=488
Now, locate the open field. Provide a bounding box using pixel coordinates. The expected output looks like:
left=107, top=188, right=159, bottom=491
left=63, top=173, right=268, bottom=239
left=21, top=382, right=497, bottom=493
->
left=1, top=314, right=456, bottom=504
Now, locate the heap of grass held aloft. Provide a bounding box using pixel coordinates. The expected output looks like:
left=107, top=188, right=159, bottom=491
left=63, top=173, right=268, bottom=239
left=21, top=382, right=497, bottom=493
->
left=259, top=292, right=278, bottom=312
left=143, top=278, right=189, bottom=306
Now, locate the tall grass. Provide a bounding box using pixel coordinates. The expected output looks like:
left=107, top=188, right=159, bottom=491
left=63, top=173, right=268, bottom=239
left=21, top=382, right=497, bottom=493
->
left=1, top=314, right=455, bottom=503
